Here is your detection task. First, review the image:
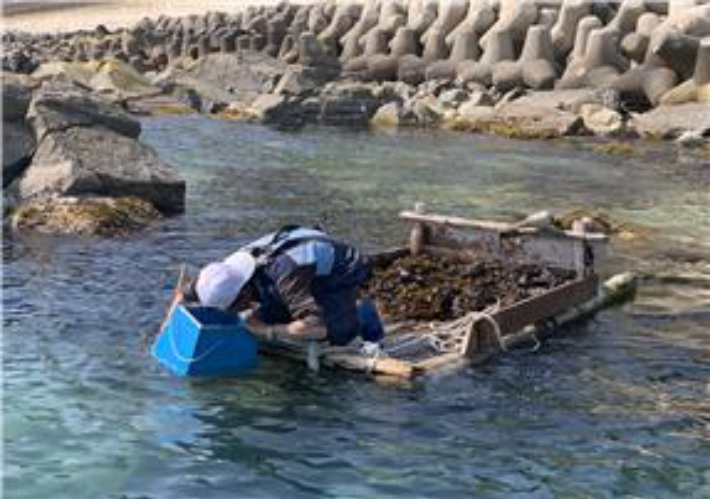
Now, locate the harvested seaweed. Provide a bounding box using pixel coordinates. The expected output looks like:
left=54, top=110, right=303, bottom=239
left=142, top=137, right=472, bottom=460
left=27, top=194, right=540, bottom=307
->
left=365, top=253, right=576, bottom=322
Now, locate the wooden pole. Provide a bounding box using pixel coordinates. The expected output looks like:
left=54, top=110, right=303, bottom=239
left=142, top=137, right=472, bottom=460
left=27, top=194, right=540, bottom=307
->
left=409, top=202, right=428, bottom=256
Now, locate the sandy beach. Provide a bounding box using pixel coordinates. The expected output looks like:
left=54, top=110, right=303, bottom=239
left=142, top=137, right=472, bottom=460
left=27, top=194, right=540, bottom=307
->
left=3, top=0, right=306, bottom=33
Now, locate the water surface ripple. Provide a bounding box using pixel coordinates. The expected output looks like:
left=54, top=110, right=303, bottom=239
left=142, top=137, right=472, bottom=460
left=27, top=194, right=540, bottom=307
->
left=4, top=116, right=709, bottom=498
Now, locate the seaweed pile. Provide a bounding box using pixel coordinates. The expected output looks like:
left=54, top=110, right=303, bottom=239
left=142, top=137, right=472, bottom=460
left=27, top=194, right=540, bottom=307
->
left=365, top=253, right=576, bottom=322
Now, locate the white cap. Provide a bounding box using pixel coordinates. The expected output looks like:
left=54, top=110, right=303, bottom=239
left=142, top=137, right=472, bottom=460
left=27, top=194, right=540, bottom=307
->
left=196, top=253, right=256, bottom=310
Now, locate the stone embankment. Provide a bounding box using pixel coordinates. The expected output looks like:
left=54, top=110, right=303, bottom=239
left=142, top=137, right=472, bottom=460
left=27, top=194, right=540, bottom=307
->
left=4, top=0, right=709, bottom=140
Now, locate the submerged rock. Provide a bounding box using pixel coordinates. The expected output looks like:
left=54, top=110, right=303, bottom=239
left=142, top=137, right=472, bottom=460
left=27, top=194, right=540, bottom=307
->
left=11, top=196, right=162, bottom=236
left=11, top=126, right=185, bottom=214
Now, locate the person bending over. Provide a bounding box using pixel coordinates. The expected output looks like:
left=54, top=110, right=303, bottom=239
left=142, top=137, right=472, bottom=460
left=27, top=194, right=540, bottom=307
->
left=174, top=226, right=383, bottom=345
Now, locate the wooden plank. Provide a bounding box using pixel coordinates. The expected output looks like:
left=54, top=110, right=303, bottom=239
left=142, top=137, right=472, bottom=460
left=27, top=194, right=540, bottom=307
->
left=400, top=210, right=608, bottom=242
left=414, top=352, right=464, bottom=372
left=259, top=339, right=419, bottom=379
left=500, top=272, right=636, bottom=350
left=400, top=210, right=521, bottom=233
left=462, top=274, right=599, bottom=359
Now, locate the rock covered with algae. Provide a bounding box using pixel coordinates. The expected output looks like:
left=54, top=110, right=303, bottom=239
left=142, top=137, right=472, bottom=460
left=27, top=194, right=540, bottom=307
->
left=11, top=196, right=162, bottom=237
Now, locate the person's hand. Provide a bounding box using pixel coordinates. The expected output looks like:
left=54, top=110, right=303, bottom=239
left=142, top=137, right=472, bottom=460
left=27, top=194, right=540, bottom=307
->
left=239, top=310, right=277, bottom=341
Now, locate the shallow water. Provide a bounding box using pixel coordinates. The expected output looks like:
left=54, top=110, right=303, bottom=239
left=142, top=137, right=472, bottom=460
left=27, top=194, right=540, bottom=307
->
left=4, top=116, right=709, bottom=498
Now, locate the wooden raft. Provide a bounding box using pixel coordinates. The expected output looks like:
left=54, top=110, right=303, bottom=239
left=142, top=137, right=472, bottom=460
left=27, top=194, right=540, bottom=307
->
left=258, top=206, right=637, bottom=382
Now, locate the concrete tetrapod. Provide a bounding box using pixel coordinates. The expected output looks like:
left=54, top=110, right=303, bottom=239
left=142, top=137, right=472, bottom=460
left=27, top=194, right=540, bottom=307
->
left=421, top=0, right=468, bottom=46
left=407, top=0, right=438, bottom=37
left=344, top=27, right=390, bottom=73
left=558, top=27, right=628, bottom=89
left=445, top=0, right=496, bottom=47
left=480, top=0, right=539, bottom=48
left=551, top=0, right=593, bottom=60
left=660, top=37, right=710, bottom=105
left=458, top=30, right=515, bottom=87
left=339, top=1, right=380, bottom=62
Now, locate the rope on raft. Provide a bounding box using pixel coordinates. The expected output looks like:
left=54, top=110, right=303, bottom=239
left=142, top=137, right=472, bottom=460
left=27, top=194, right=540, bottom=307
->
left=379, top=302, right=504, bottom=359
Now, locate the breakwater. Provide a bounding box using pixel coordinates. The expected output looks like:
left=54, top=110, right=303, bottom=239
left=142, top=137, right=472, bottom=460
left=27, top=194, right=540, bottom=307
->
left=3, top=0, right=709, bottom=139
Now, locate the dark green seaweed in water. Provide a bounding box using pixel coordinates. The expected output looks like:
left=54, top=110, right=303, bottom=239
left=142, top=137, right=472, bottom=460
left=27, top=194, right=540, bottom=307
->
left=365, top=253, right=576, bottom=322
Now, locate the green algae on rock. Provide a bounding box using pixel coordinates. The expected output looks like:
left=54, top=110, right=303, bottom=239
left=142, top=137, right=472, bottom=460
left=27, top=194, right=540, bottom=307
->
left=11, top=196, right=162, bottom=237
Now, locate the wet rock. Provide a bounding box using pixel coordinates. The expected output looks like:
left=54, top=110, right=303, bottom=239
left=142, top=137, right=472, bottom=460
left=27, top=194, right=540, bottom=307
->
left=11, top=196, right=162, bottom=237
left=125, top=94, right=195, bottom=116
left=409, top=94, right=445, bottom=126
left=579, top=103, right=626, bottom=136
left=11, top=126, right=185, bottom=214
left=494, top=92, right=585, bottom=138
left=675, top=129, right=709, bottom=148
left=438, top=88, right=469, bottom=109
left=172, top=52, right=288, bottom=107
left=2, top=76, right=35, bottom=120
left=449, top=102, right=497, bottom=131
left=2, top=50, right=39, bottom=74
left=469, top=89, right=498, bottom=107
left=370, top=101, right=407, bottom=128
left=317, top=82, right=384, bottom=127
left=555, top=208, right=646, bottom=241
left=2, top=121, right=35, bottom=187
left=246, top=93, right=289, bottom=121
left=32, top=60, right=98, bottom=87
left=28, top=88, right=141, bottom=142
left=31, top=60, right=159, bottom=102
left=273, top=64, right=339, bottom=96
left=631, top=103, right=710, bottom=139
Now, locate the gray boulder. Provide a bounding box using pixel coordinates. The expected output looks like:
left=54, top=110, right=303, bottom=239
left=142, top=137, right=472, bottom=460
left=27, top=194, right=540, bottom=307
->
left=3, top=121, right=35, bottom=187
left=11, top=126, right=185, bottom=214
left=246, top=93, right=290, bottom=121
left=3, top=79, right=34, bottom=121
left=631, top=103, right=710, bottom=139
left=28, top=89, right=141, bottom=142
left=317, top=82, right=384, bottom=127
left=273, top=64, right=339, bottom=96
left=176, top=52, right=287, bottom=104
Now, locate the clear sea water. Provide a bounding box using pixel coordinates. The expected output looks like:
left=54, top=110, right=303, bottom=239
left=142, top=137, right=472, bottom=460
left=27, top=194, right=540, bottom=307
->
left=4, top=116, right=709, bottom=498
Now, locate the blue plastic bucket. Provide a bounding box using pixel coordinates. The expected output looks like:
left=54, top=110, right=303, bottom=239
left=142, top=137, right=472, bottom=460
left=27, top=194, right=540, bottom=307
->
left=152, top=305, right=258, bottom=376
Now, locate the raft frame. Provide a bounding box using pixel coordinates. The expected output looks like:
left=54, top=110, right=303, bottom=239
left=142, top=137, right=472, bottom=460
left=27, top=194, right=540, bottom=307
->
left=258, top=206, right=637, bottom=382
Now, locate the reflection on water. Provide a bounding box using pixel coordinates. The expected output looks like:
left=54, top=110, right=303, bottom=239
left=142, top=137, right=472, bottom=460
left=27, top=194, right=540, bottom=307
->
left=4, top=116, right=709, bottom=498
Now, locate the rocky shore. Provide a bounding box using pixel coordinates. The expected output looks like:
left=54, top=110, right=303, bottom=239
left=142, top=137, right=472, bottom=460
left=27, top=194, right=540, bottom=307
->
left=2, top=72, right=185, bottom=236
left=2, top=0, right=709, bottom=235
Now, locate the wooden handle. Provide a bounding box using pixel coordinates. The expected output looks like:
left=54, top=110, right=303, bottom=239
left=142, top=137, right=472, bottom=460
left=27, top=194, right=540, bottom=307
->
left=158, top=264, right=189, bottom=334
